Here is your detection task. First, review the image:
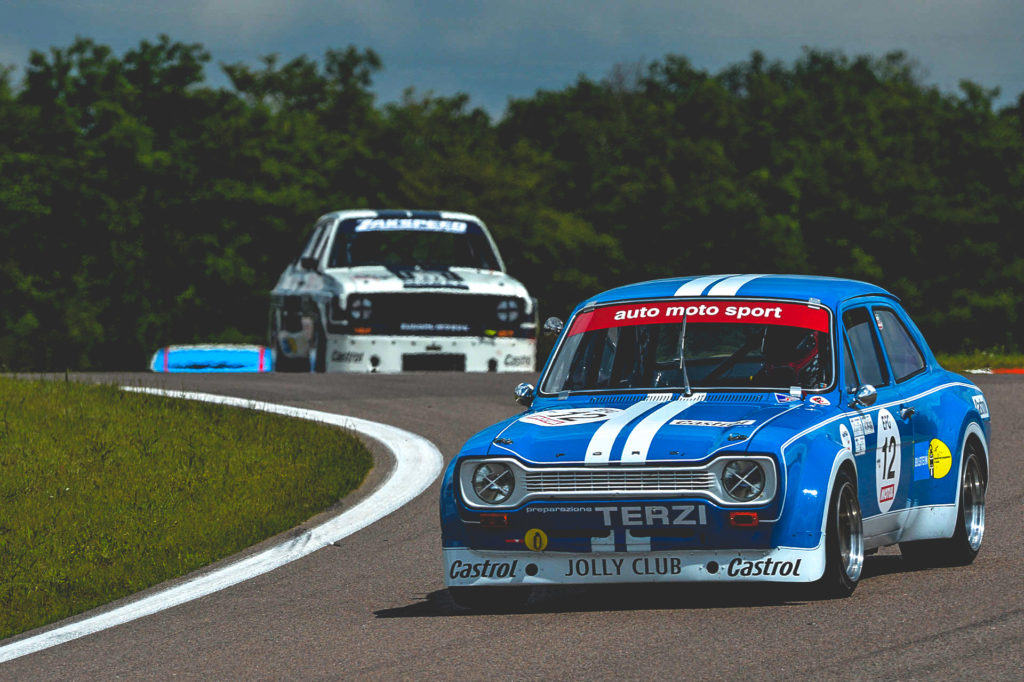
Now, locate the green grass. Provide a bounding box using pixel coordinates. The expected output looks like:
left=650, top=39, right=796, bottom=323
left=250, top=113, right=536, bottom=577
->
left=936, top=349, right=1024, bottom=372
left=0, top=377, right=372, bottom=640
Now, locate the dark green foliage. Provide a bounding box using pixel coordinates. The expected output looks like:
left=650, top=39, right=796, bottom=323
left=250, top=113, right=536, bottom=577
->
left=2, top=38, right=1023, bottom=369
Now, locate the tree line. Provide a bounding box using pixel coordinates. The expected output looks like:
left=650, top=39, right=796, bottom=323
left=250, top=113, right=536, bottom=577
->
left=1, top=36, right=1022, bottom=370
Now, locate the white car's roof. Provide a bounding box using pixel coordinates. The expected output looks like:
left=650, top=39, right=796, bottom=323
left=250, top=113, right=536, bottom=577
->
left=316, top=209, right=485, bottom=224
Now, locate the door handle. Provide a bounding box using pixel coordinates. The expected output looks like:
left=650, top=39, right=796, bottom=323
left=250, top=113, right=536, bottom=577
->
left=900, top=406, right=916, bottom=420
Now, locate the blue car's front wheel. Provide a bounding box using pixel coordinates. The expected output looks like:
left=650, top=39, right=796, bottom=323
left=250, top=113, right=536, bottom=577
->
left=814, top=468, right=863, bottom=598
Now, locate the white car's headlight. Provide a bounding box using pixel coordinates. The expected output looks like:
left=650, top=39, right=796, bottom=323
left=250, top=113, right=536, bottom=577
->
left=721, top=460, right=766, bottom=502
left=349, top=296, right=372, bottom=320
left=471, top=462, right=516, bottom=504
left=496, top=298, right=520, bottom=323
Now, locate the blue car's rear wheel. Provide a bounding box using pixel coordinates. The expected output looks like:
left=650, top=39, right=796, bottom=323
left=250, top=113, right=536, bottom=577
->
left=900, top=440, right=986, bottom=567
left=814, top=468, right=863, bottom=598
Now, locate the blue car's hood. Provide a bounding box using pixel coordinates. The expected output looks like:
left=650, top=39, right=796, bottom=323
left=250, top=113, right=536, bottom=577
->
left=490, top=394, right=805, bottom=465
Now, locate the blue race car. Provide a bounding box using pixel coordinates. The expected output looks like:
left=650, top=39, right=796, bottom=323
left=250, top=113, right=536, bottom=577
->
left=440, top=274, right=990, bottom=609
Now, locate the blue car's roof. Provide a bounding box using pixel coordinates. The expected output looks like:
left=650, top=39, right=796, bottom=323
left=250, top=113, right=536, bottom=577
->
left=584, top=274, right=895, bottom=310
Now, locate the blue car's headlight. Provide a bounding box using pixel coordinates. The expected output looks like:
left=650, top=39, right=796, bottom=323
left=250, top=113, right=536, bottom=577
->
left=471, top=462, right=516, bottom=504
left=722, top=460, right=766, bottom=502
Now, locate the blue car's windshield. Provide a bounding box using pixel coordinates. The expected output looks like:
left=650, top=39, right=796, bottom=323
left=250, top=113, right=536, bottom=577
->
left=541, top=300, right=833, bottom=394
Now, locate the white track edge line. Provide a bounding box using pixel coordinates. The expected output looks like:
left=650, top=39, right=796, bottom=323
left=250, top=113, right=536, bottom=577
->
left=0, top=387, right=444, bottom=663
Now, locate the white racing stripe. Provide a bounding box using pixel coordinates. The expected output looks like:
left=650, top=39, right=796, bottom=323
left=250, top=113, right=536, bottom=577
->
left=705, top=274, right=766, bottom=296
left=620, top=394, right=706, bottom=464
left=0, top=388, right=443, bottom=664
left=674, top=275, right=736, bottom=297
left=584, top=397, right=670, bottom=465
left=626, top=530, right=652, bottom=552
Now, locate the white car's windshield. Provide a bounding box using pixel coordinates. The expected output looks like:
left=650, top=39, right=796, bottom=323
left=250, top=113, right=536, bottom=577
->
left=541, top=300, right=833, bottom=394
left=328, top=218, right=501, bottom=270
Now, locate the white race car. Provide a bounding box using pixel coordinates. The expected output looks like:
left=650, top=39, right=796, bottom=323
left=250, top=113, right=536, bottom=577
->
left=269, top=210, right=536, bottom=372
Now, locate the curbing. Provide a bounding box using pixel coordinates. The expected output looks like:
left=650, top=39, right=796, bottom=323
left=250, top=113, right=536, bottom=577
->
left=0, top=388, right=444, bottom=663
left=965, top=368, right=1024, bottom=374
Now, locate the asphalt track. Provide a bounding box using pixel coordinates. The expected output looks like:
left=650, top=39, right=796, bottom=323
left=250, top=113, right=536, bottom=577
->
left=2, top=372, right=1022, bottom=680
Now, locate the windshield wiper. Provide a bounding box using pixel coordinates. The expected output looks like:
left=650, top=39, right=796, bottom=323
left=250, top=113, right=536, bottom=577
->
left=679, top=311, right=692, bottom=397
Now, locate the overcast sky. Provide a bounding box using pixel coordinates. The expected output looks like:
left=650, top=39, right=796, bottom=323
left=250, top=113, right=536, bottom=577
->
left=2, top=1, right=1022, bottom=116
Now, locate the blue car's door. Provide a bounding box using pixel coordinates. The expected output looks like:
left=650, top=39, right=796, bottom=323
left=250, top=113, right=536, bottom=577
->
left=870, top=305, right=948, bottom=510
left=840, top=305, right=915, bottom=543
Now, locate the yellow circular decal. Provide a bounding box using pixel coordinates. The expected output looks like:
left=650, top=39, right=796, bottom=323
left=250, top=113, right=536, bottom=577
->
left=928, top=439, right=952, bottom=479
left=525, top=528, right=548, bottom=552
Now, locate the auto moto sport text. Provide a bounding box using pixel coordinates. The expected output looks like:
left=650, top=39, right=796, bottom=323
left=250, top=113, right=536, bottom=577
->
left=569, top=300, right=830, bottom=336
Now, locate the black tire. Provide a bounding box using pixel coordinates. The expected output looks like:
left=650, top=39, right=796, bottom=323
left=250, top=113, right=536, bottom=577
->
left=448, top=586, right=531, bottom=613
left=271, top=332, right=310, bottom=373
left=312, top=322, right=327, bottom=373
left=813, top=468, right=864, bottom=598
left=900, top=440, right=986, bottom=567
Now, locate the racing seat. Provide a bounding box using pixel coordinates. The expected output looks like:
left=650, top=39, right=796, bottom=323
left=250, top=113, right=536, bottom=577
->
left=755, top=326, right=820, bottom=388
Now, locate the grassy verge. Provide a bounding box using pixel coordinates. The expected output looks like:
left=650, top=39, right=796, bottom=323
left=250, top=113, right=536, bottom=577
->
left=0, top=377, right=372, bottom=641
left=936, top=350, right=1024, bottom=372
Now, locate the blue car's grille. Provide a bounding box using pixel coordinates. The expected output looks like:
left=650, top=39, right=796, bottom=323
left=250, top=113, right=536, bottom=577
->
left=524, top=468, right=716, bottom=494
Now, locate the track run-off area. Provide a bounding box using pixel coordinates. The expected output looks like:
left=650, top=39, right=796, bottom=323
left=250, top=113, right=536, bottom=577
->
left=1, top=372, right=1022, bottom=679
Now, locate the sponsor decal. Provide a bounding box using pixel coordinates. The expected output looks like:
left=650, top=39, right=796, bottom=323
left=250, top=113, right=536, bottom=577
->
left=914, top=452, right=930, bottom=481
left=568, top=300, right=830, bottom=336
left=330, top=351, right=364, bottom=363
left=525, top=528, right=548, bottom=552
left=399, top=322, right=470, bottom=333
left=875, top=408, right=901, bottom=513
left=390, top=267, right=469, bottom=289
left=563, top=557, right=685, bottom=577
left=448, top=559, right=518, bottom=580
left=809, top=395, right=831, bottom=406
left=849, top=413, right=874, bottom=456
left=526, top=506, right=593, bottom=513
left=839, top=423, right=853, bottom=452
left=520, top=407, right=622, bottom=427
left=973, top=394, right=990, bottom=419
left=504, top=354, right=533, bottom=368
left=354, top=218, right=468, bottom=233
left=594, top=505, right=707, bottom=527
left=927, top=439, right=952, bottom=479
left=774, top=393, right=799, bottom=404
left=669, top=418, right=755, bottom=427
left=726, top=557, right=802, bottom=577
left=849, top=416, right=867, bottom=455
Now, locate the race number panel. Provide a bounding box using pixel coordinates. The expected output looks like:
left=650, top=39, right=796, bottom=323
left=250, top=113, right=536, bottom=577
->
left=875, top=408, right=901, bottom=513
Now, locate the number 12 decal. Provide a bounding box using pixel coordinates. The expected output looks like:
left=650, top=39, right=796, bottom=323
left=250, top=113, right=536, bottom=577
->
left=875, top=408, right=901, bottom=513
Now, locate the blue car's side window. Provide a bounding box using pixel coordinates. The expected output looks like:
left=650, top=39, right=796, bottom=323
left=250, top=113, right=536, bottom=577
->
left=872, top=308, right=926, bottom=382
left=842, top=307, right=889, bottom=387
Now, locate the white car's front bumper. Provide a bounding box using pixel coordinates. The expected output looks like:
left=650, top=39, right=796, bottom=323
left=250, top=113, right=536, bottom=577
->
left=324, top=334, right=535, bottom=373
